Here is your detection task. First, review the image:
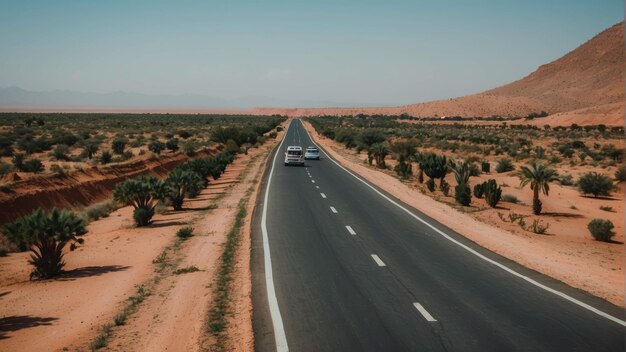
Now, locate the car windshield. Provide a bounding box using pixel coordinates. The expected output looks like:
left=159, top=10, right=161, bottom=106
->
left=288, top=150, right=302, bottom=156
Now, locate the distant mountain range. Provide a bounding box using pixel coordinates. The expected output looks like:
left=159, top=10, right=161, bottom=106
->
left=0, top=86, right=375, bottom=110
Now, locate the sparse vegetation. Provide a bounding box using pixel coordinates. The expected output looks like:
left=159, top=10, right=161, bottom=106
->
left=577, top=172, right=614, bottom=197
left=113, top=175, right=166, bottom=226
left=174, top=265, right=200, bottom=275
left=587, top=219, right=615, bottom=242
left=515, top=161, right=559, bottom=215
left=176, top=226, right=194, bottom=239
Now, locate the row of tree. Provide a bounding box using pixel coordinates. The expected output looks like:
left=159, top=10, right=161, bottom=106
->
left=1, top=151, right=235, bottom=279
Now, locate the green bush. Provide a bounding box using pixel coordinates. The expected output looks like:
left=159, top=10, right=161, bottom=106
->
left=393, top=156, right=412, bottom=179
left=165, top=168, right=205, bottom=210
left=22, top=158, right=44, bottom=173
left=53, top=144, right=70, bottom=161
left=484, top=179, right=502, bottom=208
left=84, top=201, right=116, bottom=221
left=148, top=140, right=166, bottom=155
left=100, top=150, right=112, bottom=164
left=587, top=219, right=615, bottom=242
left=111, top=137, right=128, bottom=155
left=176, top=226, right=194, bottom=239
left=166, top=138, right=179, bottom=152
left=577, top=172, right=614, bottom=197
left=473, top=183, right=485, bottom=198
left=495, top=158, right=515, bottom=173
left=454, top=184, right=471, bottom=206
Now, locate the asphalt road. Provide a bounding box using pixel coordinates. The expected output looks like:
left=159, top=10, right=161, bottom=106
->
left=252, top=119, right=625, bottom=352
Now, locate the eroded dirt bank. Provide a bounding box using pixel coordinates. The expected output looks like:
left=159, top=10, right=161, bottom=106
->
left=0, top=149, right=215, bottom=224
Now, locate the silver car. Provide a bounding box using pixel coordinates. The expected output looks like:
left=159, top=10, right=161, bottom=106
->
left=304, top=146, right=320, bottom=160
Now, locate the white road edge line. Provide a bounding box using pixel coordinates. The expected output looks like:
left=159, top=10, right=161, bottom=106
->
left=300, top=119, right=626, bottom=327
left=261, top=122, right=290, bottom=351
left=413, top=302, right=437, bottom=322
left=371, top=254, right=386, bottom=267
left=345, top=225, right=357, bottom=235
left=330, top=206, right=338, bottom=214
left=320, top=192, right=327, bottom=198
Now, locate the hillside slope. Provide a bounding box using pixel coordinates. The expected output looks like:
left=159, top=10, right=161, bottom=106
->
left=254, top=22, right=624, bottom=125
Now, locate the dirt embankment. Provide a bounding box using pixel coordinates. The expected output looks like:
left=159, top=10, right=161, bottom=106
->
left=0, top=149, right=216, bottom=225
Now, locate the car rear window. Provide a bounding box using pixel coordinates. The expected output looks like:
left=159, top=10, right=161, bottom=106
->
left=288, top=150, right=302, bottom=156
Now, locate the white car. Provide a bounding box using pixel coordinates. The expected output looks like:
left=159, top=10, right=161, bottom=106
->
left=304, top=146, right=320, bottom=160
left=284, top=146, right=304, bottom=166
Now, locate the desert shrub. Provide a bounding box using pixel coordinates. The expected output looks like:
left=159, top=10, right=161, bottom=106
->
left=224, top=139, right=239, bottom=154
left=473, top=183, right=485, bottom=198
left=419, top=153, right=448, bottom=187
left=84, top=201, right=116, bottom=221
left=53, top=144, right=70, bottom=161
left=111, top=137, right=128, bottom=155
left=84, top=143, right=99, bottom=159
left=502, top=194, right=519, bottom=203
left=454, top=184, right=471, bottom=206
left=0, top=161, right=13, bottom=175
left=100, top=150, right=112, bottom=164
left=12, top=152, right=25, bottom=171
left=166, top=138, right=179, bottom=152
left=359, top=129, right=386, bottom=149
left=148, top=140, right=166, bottom=155
left=176, top=226, right=194, bottom=239
left=276, top=126, right=284, bottom=132
left=469, top=163, right=481, bottom=176
left=559, top=173, right=574, bottom=186
left=22, top=158, right=44, bottom=173
left=495, top=158, right=514, bottom=173
left=178, top=130, right=192, bottom=139
left=183, top=141, right=198, bottom=156
left=526, top=219, right=550, bottom=234
left=599, top=205, right=614, bottom=212
left=50, top=164, right=67, bottom=177
left=268, top=131, right=278, bottom=139
left=587, top=219, right=615, bottom=242
left=417, top=169, right=424, bottom=183
left=335, top=129, right=358, bottom=149
left=484, top=179, right=502, bottom=208
left=2, top=208, right=86, bottom=279
left=615, top=165, right=626, bottom=182
left=114, top=175, right=166, bottom=226
left=577, top=172, right=614, bottom=197
left=211, top=126, right=240, bottom=144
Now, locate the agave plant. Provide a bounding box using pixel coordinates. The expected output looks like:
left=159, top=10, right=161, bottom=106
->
left=2, top=208, right=86, bottom=279
left=515, top=161, right=559, bottom=215
left=113, top=175, right=166, bottom=226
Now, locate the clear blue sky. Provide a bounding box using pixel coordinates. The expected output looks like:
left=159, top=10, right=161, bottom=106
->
left=0, top=0, right=622, bottom=106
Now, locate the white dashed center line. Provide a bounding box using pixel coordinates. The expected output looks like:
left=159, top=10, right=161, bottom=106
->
left=330, top=206, right=338, bottom=213
left=371, top=254, right=386, bottom=267
left=345, top=226, right=356, bottom=235
left=320, top=193, right=327, bottom=198
left=315, top=186, right=320, bottom=189
left=413, top=303, right=437, bottom=322
left=311, top=180, right=315, bottom=183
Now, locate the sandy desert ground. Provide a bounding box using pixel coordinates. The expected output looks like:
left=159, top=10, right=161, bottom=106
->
left=0, top=124, right=285, bottom=351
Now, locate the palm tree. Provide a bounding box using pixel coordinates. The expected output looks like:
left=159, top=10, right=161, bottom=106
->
left=369, top=143, right=389, bottom=168
left=165, top=168, right=204, bottom=210
left=450, top=161, right=472, bottom=205
left=515, top=161, right=559, bottom=215
left=84, top=143, right=99, bottom=159
left=3, top=208, right=87, bottom=279
left=114, top=175, right=166, bottom=226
